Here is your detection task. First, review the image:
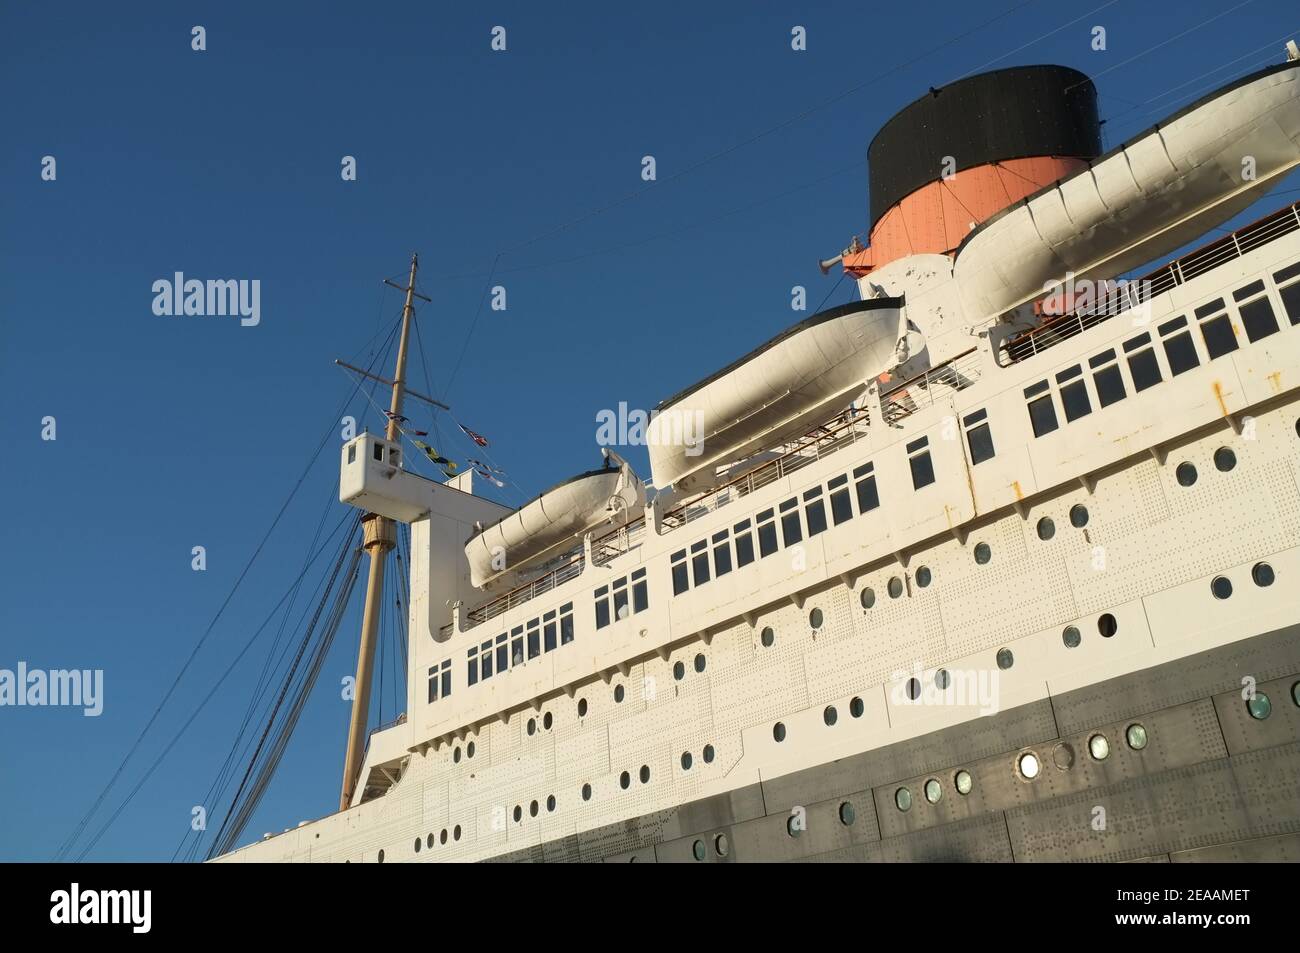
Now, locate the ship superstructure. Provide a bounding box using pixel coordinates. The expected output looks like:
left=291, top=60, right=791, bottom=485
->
left=218, top=54, right=1300, bottom=863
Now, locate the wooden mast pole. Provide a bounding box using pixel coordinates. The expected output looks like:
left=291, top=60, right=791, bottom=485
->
left=339, top=252, right=422, bottom=811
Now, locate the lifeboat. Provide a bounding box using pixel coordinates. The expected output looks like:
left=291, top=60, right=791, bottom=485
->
left=647, top=297, right=906, bottom=493
left=955, top=61, right=1300, bottom=321
left=464, top=451, right=644, bottom=590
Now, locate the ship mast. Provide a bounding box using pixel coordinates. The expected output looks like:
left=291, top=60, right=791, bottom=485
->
left=339, top=252, right=428, bottom=811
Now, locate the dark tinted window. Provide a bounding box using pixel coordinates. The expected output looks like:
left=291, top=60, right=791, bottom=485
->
left=595, top=595, right=610, bottom=629
left=712, top=532, right=732, bottom=577
left=1094, top=363, right=1125, bottom=407
left=691, top=541, right=710, bottom=586
left=1238, top=295, right=1279, bottom=342
left=1160, top=317, right=1199, bottom=376
left=671, top=551, right=688, bottom=595
left=803, top=488, right=827, bottom=536
left=757, top=510, right=778, bottom=557
left=1195, top=300, right=1237, bottom=359
left=780, top=499, right=802, bottom=546
left=909, top=450, right=935, bottom=488
left=853, top=464, right=879, bottom=513
left=828, top=474, right=853, bottom=524
left=1275, top=262, right=1300, bottom=323
left=1124, top=335, right=1161, bottom=392
left=963, top=409, right=994, bottom=465
left=1028, top=395, right=1058, bottom=437
left=734, top=520, right=755, bottom=567
left=632, top=571, right=648, bottom=613
left=560, top=607, right=575, bottom=644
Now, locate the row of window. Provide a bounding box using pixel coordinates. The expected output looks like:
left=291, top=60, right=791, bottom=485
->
left=594, top=568, right=648, bottom=628
left=465, top=602, right=575, bottom=688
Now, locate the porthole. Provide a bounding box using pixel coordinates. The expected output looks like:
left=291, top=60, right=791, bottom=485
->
left=1293, top=682, right=1300, bottom=708
left=673, top=661, right=685, bottom=681
left=529, top=800, right=538, bottom=818
left=954, top=770, right=973, bottom=795
left=1125, top=723, right=1148, bottom=750
left=440, top=829, right=447, bottom=845
left=905, top=677, right=921, bottom=701
left=582, top=782, right=592, bottom=801
left=1213, top=446, right=1237, bottom=472
left=860, top=588, right=876, bottom=609
left=1088, top=733, right=1111, bottom=761
left=773, top=722, right=786, bottom=743
left=694, top=653, right=706, bottom=673
left=681, top=751, right=693, bottom=771
left=426, top=834, right=434, bottom=849
left=809, top=608, right=824, bottom=629
left=915, top=566, right=932, bottom=588
left=639, top=764, right=650, bottom=784
left=614, top=684, right=625, bottom=703
left=466, top=741, right=475, bottom=759
left=1036, top=516, right=1055, bottom=540
left=888, top=576, right=904, bottom=598
left=703, top=744, right=715, bottom=763
left=1052, top=742, right=1075, bottom=770
left=786, top=815, right=803, bottom=838
left=973, top=542, right=992, bottom=565
left=692, top=839, right=706, bottom=862
left=996, top=647, right=1014, bottom=670
left=527, top=718, right=536, bottom=736
left=823, top=705, right=837, bottom=726
left=1062, top=625, right=1081, bottom=649
left=453, top=746, right=461, bottom=764
left=838, top=801, right=856, bottom=825
left=1069, top=504, right=1089, bottom=528
left=1211, top=576, right=1233, bottom=600
left=714, top=833, right=729, bottom=857
left=513, top=805, right=522, bottom=822
left=1252, top=562, right=1275, bottom=587
left=1017, top=752, right=1040, bottom=780
left=414, top=837, right=421, bottom=853
left=1098, top=613, right=1118, bottom=638
left=378, top=849, right=385, bottom=863
left=760, top=626, right=775, bottom=648
left=895, top=787, right=912, bottom=812
left=453, top=825, right=461, bottom=841
left=577, top=698, right=588, bottom=717
left=543, top=712, right=553, bottom=730
left=1176, top=462, right=1198, bottom=487
left=619, top=771, right=630, bottom=790
left=1247, top=693, right=1272, bottom=720
left=924, top=778, right=943, bottom=803
left=547, top=794, right=556, bottom=812
left=850, top=696, right=865, bottom=718
left=935, top=668, right=950, bottom=690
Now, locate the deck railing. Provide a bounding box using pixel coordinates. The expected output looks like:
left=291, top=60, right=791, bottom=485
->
left=879, top=347, right=982, bottom=424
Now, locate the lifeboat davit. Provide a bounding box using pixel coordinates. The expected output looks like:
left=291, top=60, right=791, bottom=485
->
left=648, top=298, right=905, bottom=493
left=464, top=451, right=644, bottom=590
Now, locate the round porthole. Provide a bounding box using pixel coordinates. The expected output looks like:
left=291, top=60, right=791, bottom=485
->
left=1176, top=462, right=1197, bottom=487
left=761, top=626, right=775, bottom=648
left=850, top=696, right=864, bottom=718
left=1070, top=504, right=1089, bottom=528
left=614, top=684, right=625, bottom=703
left=619, top=771, right=630, bottom=790
left=924, top=778, right=943, bottom=803
left=974, top=542, right=992, bottom=565
left=378, top=849, right=385, bottom=863
left=824, top=705, right=838, bottom=726
left=1088, top=733, right=1111, bottom=761
left=1018, top=752, right=1040, bottom=780
left=1247, top=693, right=1272, bottom=720
left=426, top=834, right=434, bottom=849
left=414, top=837, right=421, bottom=853
left=692, top=839, right=706, bottom=862
left=577, top=698, right=588, bottom=717
left=466, top=741, right=475, bottom=759
left=935, top=668, right=950, bottom=690
left=547, top=795, right=556, bottom=812
left=1062, top=625, right=1081, bottom=648
left=860, top=588, right=876, bottom=609
left=1125, top=724, right=1148, bottom=750
left=673, top=661, right=685, bottom=681
left=543, top=712, right=553, bottom=730
left=905, top=677, right=921, bottom=701
left=527, top=718, right=536, bottom=736
left=1252, top=563, right=1275, bottom=587
left=1052, top=742, right=1075, bottom=770
left=1036, top=516, right=1055, bottom=540
left=954, top=770, right=973, bottom=796
left=1214, top=447, right=1237, bottom=472
left=1211, top=576, right=1233, bottom=600
left=513, top=805, right=522, bottom=823
left=714, top=833, right=729, bottom=857
left=529, top=800, right=538, bottom=818
left=582, top=782, right=592, bottom=801
left=895, top=787, right=912, bottom=812
left=996, top=648, right=1014, bottom=670
left=809, top=608, right=824, bottom=629
left=639, top=765, right=650, bottom=784
left=839, top=801, right=856, bottom=826
left=888, top=576, right=904, bottom=598
left=453, top=746, right=461, bottom=764
left=440, top=829, right=447, bottom=845
left=915, top=566, right=932, bottom=588
left=703, top=744, right=715, bottom=763
left=681, top=751, right=693, bottom=771
left=694, top=653, right=706, bottom=673
left=773, top=722, right=786, bottom=743
left=1098, top=613, right=1118, bottom=638
left=1293, top=682, right=1300, bottom=708
left=453, top=825, right=461, bottom=841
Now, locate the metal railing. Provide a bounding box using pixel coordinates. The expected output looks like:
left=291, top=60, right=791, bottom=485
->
left=879, top=347, right=982, bottom=424
left=464, top=552, right=585, bottom=629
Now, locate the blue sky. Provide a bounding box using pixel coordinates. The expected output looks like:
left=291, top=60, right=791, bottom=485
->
left=1, top=0, right=1296, bottom=861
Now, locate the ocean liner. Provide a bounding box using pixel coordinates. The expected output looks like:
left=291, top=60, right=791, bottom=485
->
left=218, top=51, right=1300, bottom=863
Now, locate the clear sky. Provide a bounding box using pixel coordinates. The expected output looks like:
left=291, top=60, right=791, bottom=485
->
left=2, top=0, right=1297, bottom=861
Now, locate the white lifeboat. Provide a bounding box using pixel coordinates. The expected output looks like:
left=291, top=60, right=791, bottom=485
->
left=464, top=450, right=644, bottom=590
left=647, top=297, right=906, bottom=493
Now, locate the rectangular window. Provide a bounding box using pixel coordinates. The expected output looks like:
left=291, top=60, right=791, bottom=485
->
left=803, top=487, right=827, bottom=536
left=495, top=633, right=508, bottom=673
left=1233, top=280, right=1280, bottom=342
left=612, top=576, right=629, bottom=622
left=1025, top=380, right=1058, bottom=437
left=780, top=497, right=802, bottom=547
left=440, top=660, right=451, bottom=700
left=733, top=519, right=755, bottom=566
left=853, top=463, right=879, bottom=513
left=527, top=619, right=540, bottom=659
left=1274, top=260, right=1300, bottom=324
left=511, top=626, right=525, bottom=667
left=1088, top=349, right=1126, bottom=408
left=712, top=531, right=732, bottom=576
left=691, top=539, right=711, bottom=586
left=632, top=568, right=648, bottom=613
left=372, top=442, right=384, bottom=462
left=963, top=409, right=995, bottom=465
left=480, top=640, right=494, bottom=680
left=828, top=474, right=853, bottom=524
left=756, top=509, right=779, bottom=557
left=543, top=610, right=557, bottom=653
left=1194, top=299, right=1237, bottom=359
left=1160, top=315, right=1200, bottom=375
left=1056, top=365, right=1092, bottom=422
left=347, top=444, right=356, bottom=464
left=560, top=603, right=574, bottom=645
left=427, top=665, right=439, bottom=703
left=671, top=549, right=689, bottom=595
left=594, top=584, right=611, bottom=629
left=467, top=649, right=479, bottom=687
left=907, top=436, right=935, bottom=489
left=1124, top=332, right=1161, bottom=392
